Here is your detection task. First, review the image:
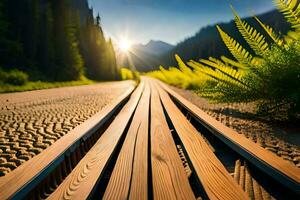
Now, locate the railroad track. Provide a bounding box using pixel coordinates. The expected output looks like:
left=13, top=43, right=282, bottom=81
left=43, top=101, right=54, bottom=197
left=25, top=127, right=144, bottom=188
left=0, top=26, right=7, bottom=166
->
left=0, top=77, right=299, bottom=200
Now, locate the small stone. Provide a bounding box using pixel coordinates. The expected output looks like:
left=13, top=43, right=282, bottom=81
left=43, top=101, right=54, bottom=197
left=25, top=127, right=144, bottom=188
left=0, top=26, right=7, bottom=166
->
left=293, top=156, right=300, bottom=163
left=281, top=155, right=292, bottom=162
left=0, top=157, right=6, bottom=164
left=265, top=147, right=277, bottom=153
left=277, top=151, right=289, bottom=156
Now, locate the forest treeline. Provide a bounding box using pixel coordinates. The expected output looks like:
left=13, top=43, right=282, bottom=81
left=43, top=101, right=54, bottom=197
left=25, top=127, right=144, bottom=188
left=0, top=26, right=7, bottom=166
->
left=0, top=0, right=117, bottom=82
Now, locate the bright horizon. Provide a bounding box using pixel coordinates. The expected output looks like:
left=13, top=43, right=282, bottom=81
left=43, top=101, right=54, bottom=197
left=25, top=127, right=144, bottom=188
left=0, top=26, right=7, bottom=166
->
left=89, top=0, right=275, bottom=45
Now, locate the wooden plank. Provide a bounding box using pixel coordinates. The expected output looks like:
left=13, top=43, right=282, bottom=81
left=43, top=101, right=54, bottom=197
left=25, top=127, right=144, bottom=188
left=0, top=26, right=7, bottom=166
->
left=150, top=81, right=196, bottom=200
left=103, top=80, right=150, bottom=200
left=128, top=80, right=150, bottom=200
left=0, top=84, right=136, bottom=200
left=154, top=80, right=249, bottom=200
left=157, top=79, right=300, bottom=193
left=48, top=82, right=144, bottom=200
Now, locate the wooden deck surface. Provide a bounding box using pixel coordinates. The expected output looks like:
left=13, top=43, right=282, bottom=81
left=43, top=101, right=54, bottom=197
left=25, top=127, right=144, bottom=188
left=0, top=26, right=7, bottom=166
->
left=1, top=77, right=299, bottom=199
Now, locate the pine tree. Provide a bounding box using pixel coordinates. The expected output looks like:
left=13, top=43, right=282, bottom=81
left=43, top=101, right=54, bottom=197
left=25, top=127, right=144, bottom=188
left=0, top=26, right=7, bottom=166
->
left=22, top=0, right=39, bottom=69
left=0, top=1, right=6, bottom=35
left=0, top=0, right=24, bottom=70
left=37, top=0, right=55, bottom=80
left=106, top=39, right=118, bottom=80
left=96, top=13, right=101, bottom=26
left=51, top=0, right=84, bottom=81
left=79, top=11, right=110, bottom=80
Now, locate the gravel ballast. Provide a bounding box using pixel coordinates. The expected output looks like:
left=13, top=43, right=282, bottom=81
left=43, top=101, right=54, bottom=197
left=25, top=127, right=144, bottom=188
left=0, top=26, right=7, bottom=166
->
left=0, top=81, right=135, bottom=176
left=171, top=86, right=300, bottom=168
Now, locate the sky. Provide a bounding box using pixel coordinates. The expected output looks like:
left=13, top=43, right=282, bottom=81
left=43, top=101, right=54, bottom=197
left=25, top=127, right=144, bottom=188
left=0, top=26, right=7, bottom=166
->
left=88, top=0, right=276, bottom=45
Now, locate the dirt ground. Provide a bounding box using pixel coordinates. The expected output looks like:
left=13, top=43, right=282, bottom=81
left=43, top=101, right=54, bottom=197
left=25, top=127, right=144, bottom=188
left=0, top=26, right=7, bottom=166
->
left=171, top=86, right=300, bottom=168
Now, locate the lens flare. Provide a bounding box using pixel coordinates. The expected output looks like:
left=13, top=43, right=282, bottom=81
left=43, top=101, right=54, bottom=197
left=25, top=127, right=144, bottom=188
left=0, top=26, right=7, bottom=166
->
left=118, top=39, right=132, bottom=52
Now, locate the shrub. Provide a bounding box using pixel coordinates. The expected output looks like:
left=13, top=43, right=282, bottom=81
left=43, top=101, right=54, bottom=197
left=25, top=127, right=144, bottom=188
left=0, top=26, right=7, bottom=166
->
left=146, top=55, right=207, bottom=89
left=120, top=68, right=140, bottom=82
left=0, top=68, right=29, bottom=85
left=250, top=41, right=300, bottom=118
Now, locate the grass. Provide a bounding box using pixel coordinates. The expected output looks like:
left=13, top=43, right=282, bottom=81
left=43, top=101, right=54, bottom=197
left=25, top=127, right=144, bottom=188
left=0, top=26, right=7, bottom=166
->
left=0, top=79, right=96, bottom=93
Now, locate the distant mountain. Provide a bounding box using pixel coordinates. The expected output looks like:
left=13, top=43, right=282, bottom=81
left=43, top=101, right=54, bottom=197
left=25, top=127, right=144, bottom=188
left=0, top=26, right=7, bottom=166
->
left=119, top=40, right=173, bottom=72
left=123, top=51, right=161, bottom=72
left=160, top=10, right=290, bottom=67
left=133, top=40, right=174, bottom=56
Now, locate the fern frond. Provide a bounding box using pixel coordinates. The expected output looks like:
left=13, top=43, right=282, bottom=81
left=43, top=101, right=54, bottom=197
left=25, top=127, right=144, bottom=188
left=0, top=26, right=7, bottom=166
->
left=168, top=67, right=184, bottom=74
left=216, top=25, right=254, bottom=65
left=209, top=57, right=248, bottom=77
left=175, top=54, right=195, bottom=78
left=147, top=70, right=168, bottom=82
left=220, top=56, right=249, bottom=70
left=159, top=66, right=170, bottom=77
left=199, top=58, right=249, bottom=87
left=286, top=30, right=300, bottom=43
left=188, top=61, right=226, bottom=83
left=231, top=6, right=270, bottom=56
left=158, top=65, right=198, bottom=89
left=275, top=0, right=300, bottom=30
left=188, top=60, right=249, bottom=89
left=254, top=16, right=284, bottom=46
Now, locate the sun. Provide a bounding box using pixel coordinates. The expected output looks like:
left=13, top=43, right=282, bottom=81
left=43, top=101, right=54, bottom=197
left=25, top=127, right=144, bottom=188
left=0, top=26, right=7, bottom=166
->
left=118, top=39, right=132, bottom=52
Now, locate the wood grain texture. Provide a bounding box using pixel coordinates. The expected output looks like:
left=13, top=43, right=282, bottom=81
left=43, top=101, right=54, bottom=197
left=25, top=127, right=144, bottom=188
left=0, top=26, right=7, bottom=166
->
left=154, top=80, right=249, bottom=200
left=158, top=79, right=300, bottom=193
left=103, top=80, right=150, bottom=200
left=47, top=82, right=144, bottom=200
left=128, top=80, right=150, bottom=200
left=0, top=84, right=135, bottom=200
left=150, top=81, right=195, bottom=200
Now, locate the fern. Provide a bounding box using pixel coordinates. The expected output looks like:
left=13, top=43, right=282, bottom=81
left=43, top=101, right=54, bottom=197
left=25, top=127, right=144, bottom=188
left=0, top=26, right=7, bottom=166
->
left=216, top=25, right=255, bottom=65
left=188, top=61, right=225, bottom=83
left=286, top=29, right=300, bottom=42
left=275, top=0, right=300, bottom=30
left=231, top=6, right=270, bottom=56
left=199, top=58, right=249, bottom=88
left=159, top=66, right=169, bottom=77
left=154, top=62, right=204, bottom=89
left=175, top=54, right=195, bottom=78
left=220, top=56, right=249, bottom=70
left=209, top=57, right=248, bottom=76
left=254, top=16, right=284, bottom=46
left=188, top=60, right=249, bottom=89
